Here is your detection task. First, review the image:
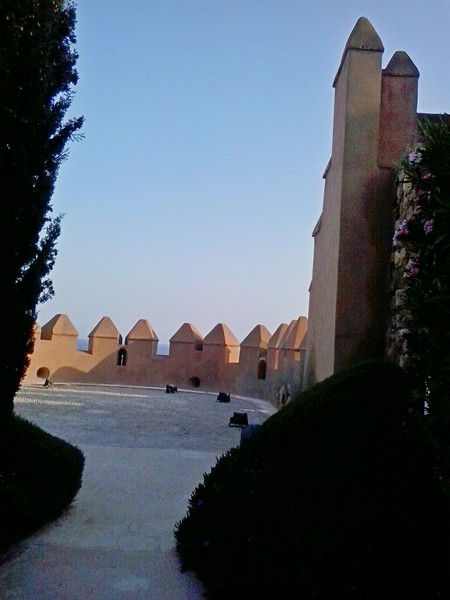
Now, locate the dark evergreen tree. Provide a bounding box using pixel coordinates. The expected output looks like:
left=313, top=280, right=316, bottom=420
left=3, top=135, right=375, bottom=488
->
left=0, top=0, right=83, bottom=417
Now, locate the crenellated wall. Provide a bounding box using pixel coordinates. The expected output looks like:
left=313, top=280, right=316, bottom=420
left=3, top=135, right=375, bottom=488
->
left=24, top=18, right=446, bottom=401
left=24, top=314, right=308, bottom=407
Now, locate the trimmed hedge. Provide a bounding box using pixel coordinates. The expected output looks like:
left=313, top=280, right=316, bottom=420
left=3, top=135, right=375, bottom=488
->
left=174, top=361, right=450, bottom=600
left=0, top=413, right=85, bottom=553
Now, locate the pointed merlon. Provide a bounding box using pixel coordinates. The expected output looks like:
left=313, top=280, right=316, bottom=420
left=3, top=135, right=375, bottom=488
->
left=240, top=324, right=272, bottom=349
left=283, top=317, right=308, bottom=350
left=268, top=323, right=289, bottom=349
left=204, top=323, right=239, bottom=347
left=384, top=51, right=419, bottom=77
left=278, top=320, right=297, bottom=349
left=41, top=313, right=78, bottom=340
left=89, top=316, right=120, bottom=339
left=170, top=322, right=204, bottom=344
left=126, top=319, right=159, bottom=342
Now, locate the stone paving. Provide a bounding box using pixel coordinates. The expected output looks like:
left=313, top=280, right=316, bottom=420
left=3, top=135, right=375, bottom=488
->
left=0, top=384, right=276, bottom=599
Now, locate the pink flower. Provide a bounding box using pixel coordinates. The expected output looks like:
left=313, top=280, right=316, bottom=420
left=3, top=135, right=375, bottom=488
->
left=408, top=151, right=422, bottom=164
left=418, top=189, right=431, bottom=200
left=393, top=218, right=410, bottom=247
left=407, top=263, right=420, bottom=277
left=423, top=219, right=434, bottom=234
left=394, top=328, right=409, bottom=348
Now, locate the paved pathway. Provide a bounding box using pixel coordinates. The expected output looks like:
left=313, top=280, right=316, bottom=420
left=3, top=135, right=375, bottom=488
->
left=0, top=385, right=276, bottom=599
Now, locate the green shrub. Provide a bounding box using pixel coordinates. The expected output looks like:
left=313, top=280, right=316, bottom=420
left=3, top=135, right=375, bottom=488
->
left=174, top=361, right=450, bottom=600
left=0, top=413, right=85, bottom=553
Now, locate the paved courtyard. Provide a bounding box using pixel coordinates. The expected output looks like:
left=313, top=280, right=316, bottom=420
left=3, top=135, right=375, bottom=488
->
left=0, top=384, right=276, bottom=599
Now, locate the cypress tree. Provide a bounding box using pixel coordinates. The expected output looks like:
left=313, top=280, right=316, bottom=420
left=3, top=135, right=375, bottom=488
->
left=0, top=0, right=83, bottom=417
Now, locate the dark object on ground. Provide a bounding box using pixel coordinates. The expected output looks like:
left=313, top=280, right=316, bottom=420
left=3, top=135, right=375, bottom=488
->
left=217, top=392, right=230, bottom=403
left=240, top=423, right=261, bottom=445
left=174, top=360, right=450, bottom=600
left=0, top=413, right=85, bottom=554
left=43, top=378, right=53, bottom=388
left=229, top=412, right=248, bottom=427
left=166, top=384, right=178, bottom=393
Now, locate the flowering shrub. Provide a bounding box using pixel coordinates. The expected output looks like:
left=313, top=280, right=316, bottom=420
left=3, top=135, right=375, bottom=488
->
left=387, top=115, right=450, bottom=424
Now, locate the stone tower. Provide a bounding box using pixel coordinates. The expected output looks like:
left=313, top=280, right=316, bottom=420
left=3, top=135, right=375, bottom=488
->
left=304, top=17, right=419, bottom=387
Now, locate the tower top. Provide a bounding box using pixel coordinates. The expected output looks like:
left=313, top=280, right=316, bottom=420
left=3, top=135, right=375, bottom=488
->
left=334, top=17, right=384, bottom=87
left=345, top=17, right=383, bottom=53
left=384, top=51, right=420, bottom=77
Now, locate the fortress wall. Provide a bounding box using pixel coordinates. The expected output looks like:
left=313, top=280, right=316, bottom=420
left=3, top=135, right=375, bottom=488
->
left=87, top=336, right=118, bottom=359
left=165, top=343, right=204, bottom=389
left=23, top=19, right=430, bottom=400
left=234, top=350, right=266, bottom=399
left=266, top=323, right=288, bottom=373
left=200, top=345, right=237, bottom=390
left=24, top=314, right=308, bottom=406
left=116, top=354, right=169, bottom=388
left=269, top=318, right=307, bottom=405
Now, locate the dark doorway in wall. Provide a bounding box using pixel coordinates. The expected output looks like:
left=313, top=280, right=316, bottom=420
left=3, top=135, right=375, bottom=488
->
left=117, top=348, right=127, bottom=366
left=257, top=358, right=267, bottom=380
left=190, top=376, right=200, bottom=388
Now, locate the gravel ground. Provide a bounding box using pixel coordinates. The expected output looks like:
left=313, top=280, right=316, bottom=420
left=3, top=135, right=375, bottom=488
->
left=13, top=384, right=276, bottom=452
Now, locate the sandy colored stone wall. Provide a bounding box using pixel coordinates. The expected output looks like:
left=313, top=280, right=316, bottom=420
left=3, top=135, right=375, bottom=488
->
left=24, top=314, right=307, bottom=408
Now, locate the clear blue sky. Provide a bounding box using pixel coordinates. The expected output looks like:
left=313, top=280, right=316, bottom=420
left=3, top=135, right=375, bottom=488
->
left=37, top=0, right=450, bottom=346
